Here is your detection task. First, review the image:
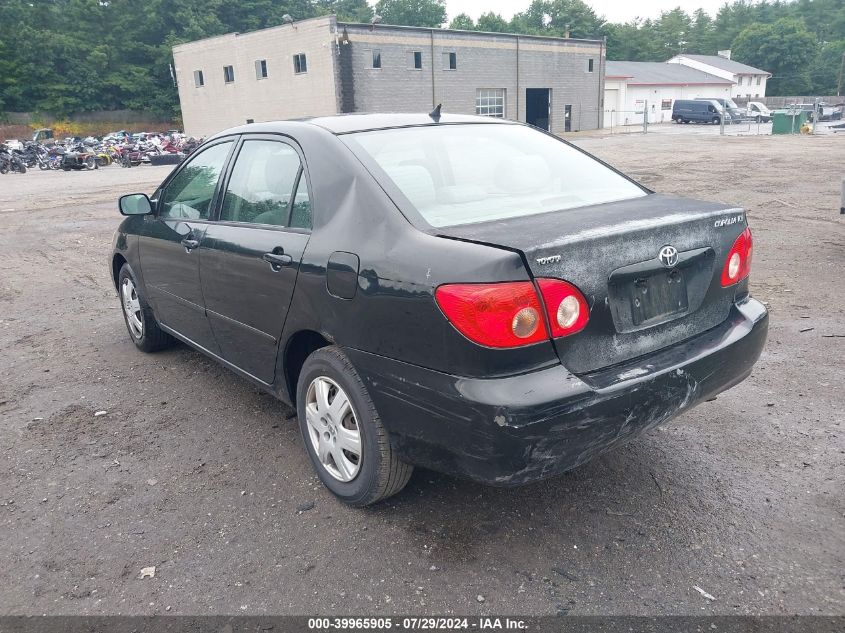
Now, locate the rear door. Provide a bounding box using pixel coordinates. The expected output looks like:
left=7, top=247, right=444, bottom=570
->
left=139, top=138, right=235, bottom=353
left=199, top=135, right=312, bottom=383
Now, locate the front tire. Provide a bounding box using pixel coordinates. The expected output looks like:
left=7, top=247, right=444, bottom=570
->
left=118, top=264, right=173, bottom=352
left=296, top=346, right=413, bottom=506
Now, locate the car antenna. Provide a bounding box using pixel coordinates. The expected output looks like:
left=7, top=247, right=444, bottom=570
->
left=429, top=104, right=442, bottom=122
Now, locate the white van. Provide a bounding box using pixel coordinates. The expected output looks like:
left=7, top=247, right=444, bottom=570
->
left=746, top=102, right=772, bottom=122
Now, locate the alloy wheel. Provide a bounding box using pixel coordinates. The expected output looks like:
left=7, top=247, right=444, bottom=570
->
left=305, top=376, right=362, bottom=482
left=121, top=278, right=143, bottom=339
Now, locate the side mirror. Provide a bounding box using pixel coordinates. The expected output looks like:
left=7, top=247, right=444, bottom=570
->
left=119, top=193, right=153, bottom=216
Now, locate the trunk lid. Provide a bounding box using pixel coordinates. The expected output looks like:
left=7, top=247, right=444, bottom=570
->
left=437, top=194, right=747, bottom=374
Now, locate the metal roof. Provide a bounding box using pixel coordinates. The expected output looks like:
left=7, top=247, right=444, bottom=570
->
left=606, top=61, right=733, bottom=85
left=673, top=55, right=770, bottom=76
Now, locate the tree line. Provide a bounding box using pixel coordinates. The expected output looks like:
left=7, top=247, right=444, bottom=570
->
left=1, top=0, right=843, bottom=119
left=445, top=0, right=845, bottom=97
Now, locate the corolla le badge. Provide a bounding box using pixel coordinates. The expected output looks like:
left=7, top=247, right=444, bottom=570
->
left=658, top=245, right=679, bottom=268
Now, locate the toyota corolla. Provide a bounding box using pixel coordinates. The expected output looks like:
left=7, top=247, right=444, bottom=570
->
left=111, top=113, right=768, bottom=506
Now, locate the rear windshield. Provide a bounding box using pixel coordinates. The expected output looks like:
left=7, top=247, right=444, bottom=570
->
left=342, top=124, right=647, bottom=228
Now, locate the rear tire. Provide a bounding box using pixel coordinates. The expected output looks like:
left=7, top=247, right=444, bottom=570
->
left=117, top=263, right=174, bottom=353
left=296, top=346, right=413, bottom=506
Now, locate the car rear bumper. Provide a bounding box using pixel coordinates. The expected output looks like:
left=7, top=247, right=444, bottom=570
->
left=344, top=297, right=768, bottom=486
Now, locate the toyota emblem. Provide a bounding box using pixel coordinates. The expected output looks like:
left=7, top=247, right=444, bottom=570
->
left=658, top=245, right=679, bottom=268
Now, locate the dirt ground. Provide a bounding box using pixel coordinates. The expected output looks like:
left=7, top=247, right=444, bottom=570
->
left=0, top=132, right=843, bottom=616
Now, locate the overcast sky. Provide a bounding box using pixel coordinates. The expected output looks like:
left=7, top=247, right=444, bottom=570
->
left=419, top=0, right=727, bottom=24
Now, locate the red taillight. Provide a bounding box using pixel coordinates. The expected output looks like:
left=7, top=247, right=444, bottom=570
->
left=435, top=282, right=548, bottom=348
left=435, top=278, right=590, bottom=348
left=721, top=227, right=753, bottom=287
left=536, top=278, right=590, bottom=338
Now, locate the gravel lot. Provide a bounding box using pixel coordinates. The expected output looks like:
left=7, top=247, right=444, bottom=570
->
left=0, top=131, right=843, bottom=616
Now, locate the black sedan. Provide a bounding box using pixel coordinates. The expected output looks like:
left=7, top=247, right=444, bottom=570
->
left=111, top=113, right=768, bottom=506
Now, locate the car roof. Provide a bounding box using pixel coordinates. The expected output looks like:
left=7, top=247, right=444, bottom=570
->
left=213, top=113, right=515, bottom=139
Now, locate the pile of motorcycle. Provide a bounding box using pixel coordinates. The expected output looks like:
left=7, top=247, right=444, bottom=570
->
left=0, top=134, right=205, bottom=175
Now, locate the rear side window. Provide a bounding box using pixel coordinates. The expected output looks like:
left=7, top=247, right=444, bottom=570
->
left=159, top=141, right=233, bottom=220
left=220, top=140, right=302, bottom=226
left=343, top=124, right=646, bottom=228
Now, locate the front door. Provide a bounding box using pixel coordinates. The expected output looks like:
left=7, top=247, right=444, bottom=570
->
left=200, top=137, right=312, bottom=383
left=139, top=139, right=234, bottom=354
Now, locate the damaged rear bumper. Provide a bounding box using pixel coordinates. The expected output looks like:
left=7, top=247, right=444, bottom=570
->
left=344, top=297, right=768, bottom=486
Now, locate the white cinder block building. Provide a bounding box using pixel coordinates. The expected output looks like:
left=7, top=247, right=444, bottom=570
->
left=667, top=53, right=770, bottom=100
left=603, top=61, right=734, bottom=127
left=172, top=15, right=606, bottom=137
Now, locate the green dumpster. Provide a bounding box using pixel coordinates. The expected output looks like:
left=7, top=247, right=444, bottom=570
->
left=772, top=109, right=808, bottom=134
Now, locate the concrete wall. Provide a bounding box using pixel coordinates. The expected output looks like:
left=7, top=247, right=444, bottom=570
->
left=173, top=16, right=339, bottom=137
left=340, top=25, right=604, bottom=134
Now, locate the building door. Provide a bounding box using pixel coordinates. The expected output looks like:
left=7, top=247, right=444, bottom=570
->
left=603, top=89, right=618, bottom=128
left=526, top=88, right=550, bottom=131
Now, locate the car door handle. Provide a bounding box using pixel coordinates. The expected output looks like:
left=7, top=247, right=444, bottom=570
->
left=181, top=238, right=200, bottom=250
left=263, top=251, right=293, bottom=270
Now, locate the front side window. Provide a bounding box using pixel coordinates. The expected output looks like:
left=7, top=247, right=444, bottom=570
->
left=220, top=140, right=302, bottom=226
left=476, top=89, right=505, bottom=118
left=224, top=65, right=235, bottom=83
left=294, top=53, right=307, bottom=74
left=343, top=124, right=646, bottom=228
left=159, top=141, right=233, bottom=220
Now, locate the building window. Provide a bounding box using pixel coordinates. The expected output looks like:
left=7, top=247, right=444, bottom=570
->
left=443, top=51, right=456, bottom=70
left=246, top=119, right=254, bottom=124
left=255, top=59, right=268, bottom=79
left=476, top=88, right=505, bottom=118
left=372, top=49, right=381, bottom=69
left=661, top=99, right=672, bottom=110
left=193, top=70, right=204, bottom=87
left=223, top=65, right=235, bottom=83
left=756, top=76, right=762, bottom=85
left=409, top=51, right=422, bottom=70
left=738, top=76, right=743, bottom=86
left=587, top=58, right=594, bottom=73
left=293, top=53, right=307, bottom=74
left=755, top=93, right=760, bottom=98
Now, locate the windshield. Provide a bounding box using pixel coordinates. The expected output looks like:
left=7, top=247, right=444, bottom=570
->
left=343, top=124, right=647, bottom=228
